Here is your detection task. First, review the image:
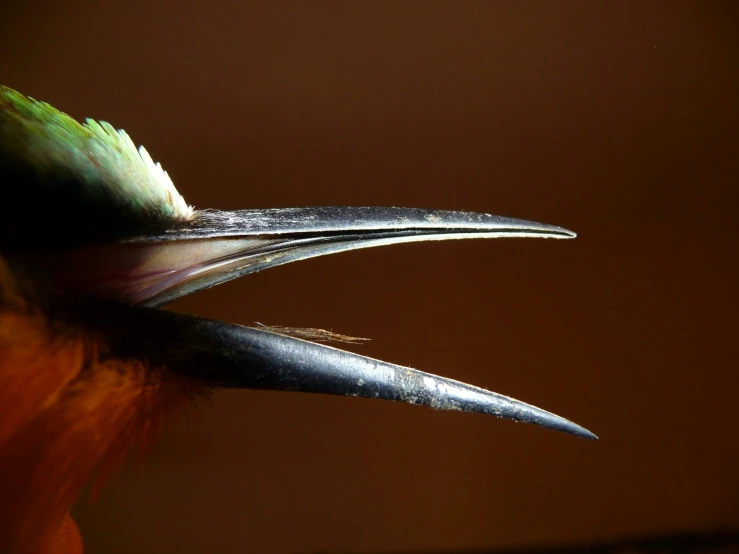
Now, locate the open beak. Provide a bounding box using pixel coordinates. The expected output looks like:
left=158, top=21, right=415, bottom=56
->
left=68, top=206, right=596, bottom=440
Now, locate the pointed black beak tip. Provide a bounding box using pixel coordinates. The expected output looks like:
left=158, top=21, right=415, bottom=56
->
left=567, top=423, right=599, bottom=441
left=518, top=405, right=596, bottom=440
left=479, top=398, right=597, bottom=441
left=546, top=225, right=577, bottom=239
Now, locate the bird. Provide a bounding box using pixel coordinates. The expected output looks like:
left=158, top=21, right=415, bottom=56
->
left=0, top=85, right=596, bottom=554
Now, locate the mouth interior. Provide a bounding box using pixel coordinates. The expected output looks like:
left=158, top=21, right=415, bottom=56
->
left=47, top=237, right=281, bottom=304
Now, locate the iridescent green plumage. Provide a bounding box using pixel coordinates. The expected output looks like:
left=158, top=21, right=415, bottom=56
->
left=0, top=86, right=192, bottom=248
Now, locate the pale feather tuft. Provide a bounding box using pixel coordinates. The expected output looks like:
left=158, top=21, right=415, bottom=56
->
left=0, top=85, right=195, bottom=232
left=84, top=118, right=194, bottom=220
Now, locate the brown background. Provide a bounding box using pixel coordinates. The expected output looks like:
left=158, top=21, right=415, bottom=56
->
left=2, top=1, right=738, bottom=552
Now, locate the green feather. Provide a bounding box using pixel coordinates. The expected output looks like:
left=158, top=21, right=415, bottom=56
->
left=0, top=86, right=192, bottom=248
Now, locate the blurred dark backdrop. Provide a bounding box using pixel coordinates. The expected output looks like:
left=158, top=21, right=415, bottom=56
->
left=1, top=1, right=737, bottom=553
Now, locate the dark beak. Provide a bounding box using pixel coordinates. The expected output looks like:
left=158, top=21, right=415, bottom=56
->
left=125, top=207, right=577, bottom=307
left=94, top=206, right=595, bottom=440
left=103, top=308, right=596, bottom=440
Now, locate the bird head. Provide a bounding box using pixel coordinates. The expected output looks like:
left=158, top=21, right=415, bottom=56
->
left=0, top=86, right=594, bottom=552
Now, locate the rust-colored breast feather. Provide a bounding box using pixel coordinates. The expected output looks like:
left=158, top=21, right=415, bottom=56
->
left=0, top=257, right=204, bottom=553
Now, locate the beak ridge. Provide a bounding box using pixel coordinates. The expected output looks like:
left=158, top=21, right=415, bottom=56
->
left=164, top=206, right=577, bottom=240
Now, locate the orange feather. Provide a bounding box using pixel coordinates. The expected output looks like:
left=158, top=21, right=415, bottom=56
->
left=0, top=256, right=206, bottom=553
